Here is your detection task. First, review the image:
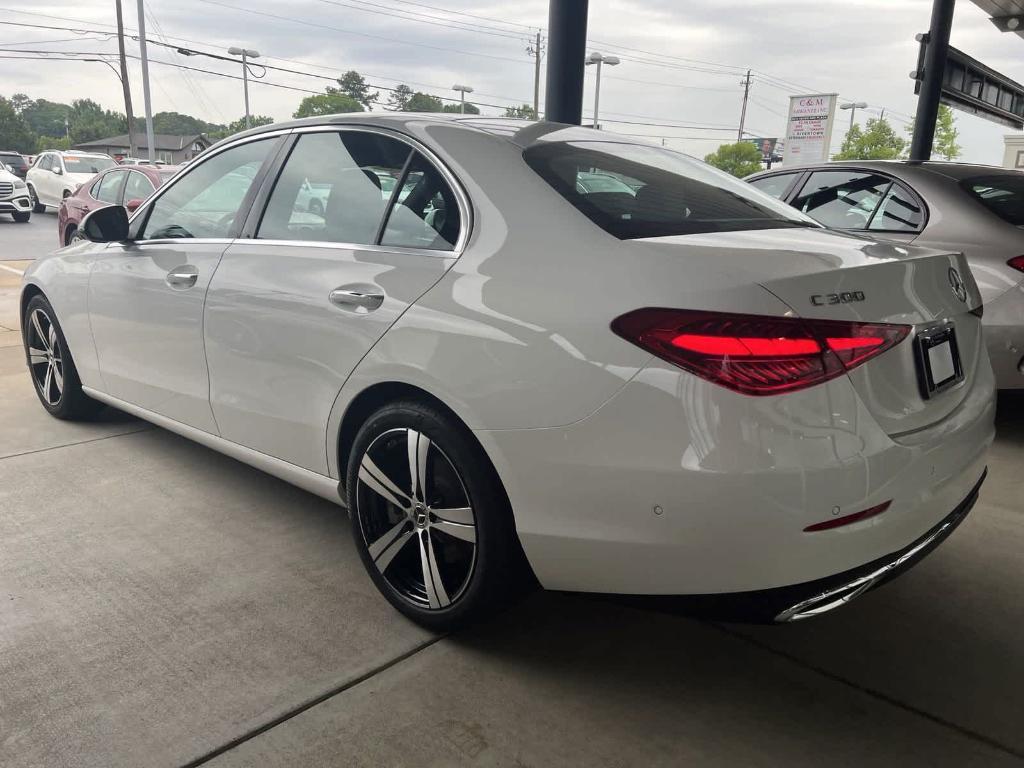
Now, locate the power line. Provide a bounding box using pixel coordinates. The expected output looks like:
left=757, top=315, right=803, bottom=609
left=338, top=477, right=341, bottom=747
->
left=311, top=0, right=528, bottom=41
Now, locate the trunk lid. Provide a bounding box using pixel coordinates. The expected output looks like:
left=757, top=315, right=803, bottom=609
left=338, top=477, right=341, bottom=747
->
left=632, top=228, right=985, bottom=435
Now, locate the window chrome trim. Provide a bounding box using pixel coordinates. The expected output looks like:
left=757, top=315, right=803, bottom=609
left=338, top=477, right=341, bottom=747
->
left=287, top=123, right=472, bottom=256
left=126, top=128, right=294, bottom=241
left=127, top=238, right=236, bottom=247
left=231, top=238, right=457, bottom=259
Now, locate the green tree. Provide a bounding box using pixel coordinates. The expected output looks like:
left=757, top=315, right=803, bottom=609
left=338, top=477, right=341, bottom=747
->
left=208, top=115, right=274, bottom=141
left=21, top=98, right=72, bottom=138
left=405, top=92, right=444, bottom=112
left=148, top=111, right=219, bottom=135
left=903, top=104, right=961, bottom=160
left=293, top=87, right=364, bottom=118
left=442, top=101, right=480, bottom=114
left=67, top=99, right=126, bottom=144
left=833, top=116, right=905, bottom=160
left=0, top=96, right=36, bottom=152
left=36, top=135, right=71, bottom=151
left=337, top=70, right=377, bottom=110
left=386, top=84, right=414, bottom=111
left=9, top=93, right=32, bottom=114
left=704, top=141, right=763, bottom=177
left=504, top=104, right=537, bottom=119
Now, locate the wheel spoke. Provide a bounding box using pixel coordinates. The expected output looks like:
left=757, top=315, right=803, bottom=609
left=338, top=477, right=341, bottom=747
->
left=31, top=311, right=48, bottom=351
left=51, top=363, right=63, bottom=394
left=358, top=454, right=410, bottom=510
left=42, top=364, right=55, bottom=404
left=431, top=520, right=476, bottom=544
left=407, top=429, right=431, bottom=503
left=431, top=506, right=473, bottom=525
left=419, top=530, right=451, bottom=609
left=48, top=324, right=57, bottom=353
left=367, top=519, right=414, bottom=573
left=28, top=347, right=48, bottom=365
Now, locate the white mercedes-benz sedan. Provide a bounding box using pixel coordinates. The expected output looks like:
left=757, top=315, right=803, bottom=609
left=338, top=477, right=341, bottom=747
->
left=20, top=115, right=995, bottom=628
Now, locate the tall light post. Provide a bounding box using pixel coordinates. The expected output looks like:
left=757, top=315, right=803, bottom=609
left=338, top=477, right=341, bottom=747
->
left=585, top=51, right=619, bottom=129
left=452, top=83, right=474, bottom=114
left=228, top=46, right=260, bottom=128
left=840, top=101, right=868, bottom=132
left=137, top=0, right=156, bottom=162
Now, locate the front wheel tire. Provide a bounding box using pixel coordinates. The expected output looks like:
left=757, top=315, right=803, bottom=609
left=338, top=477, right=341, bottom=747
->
left=13, top=211, right=30, bottom=223
left=23, top=295, right=101, bottom=420
left=347, top=401, right=524, bottom=631
left=29, top=186, right=45, bottom=213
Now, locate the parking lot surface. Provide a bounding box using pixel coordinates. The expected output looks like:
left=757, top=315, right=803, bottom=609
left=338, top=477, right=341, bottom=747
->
left=2, top=219, right=1023, bottom=767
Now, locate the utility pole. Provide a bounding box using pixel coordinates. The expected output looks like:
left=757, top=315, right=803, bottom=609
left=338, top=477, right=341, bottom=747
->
left=737, top=69, right=752, bottom=141
left=228, top=47, right=260, bottom=128
left=115, top=0, right=137, bottom=159
left=136, top=0, right=156, bottom=162
left=528, top=30, right=544, bottom=118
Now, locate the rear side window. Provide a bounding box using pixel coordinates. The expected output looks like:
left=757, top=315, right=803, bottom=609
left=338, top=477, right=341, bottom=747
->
left=748, top=173, right=799, bottom=199
left=962, top=174, right=1024, bottom=226
left=868, top=183, right=923, bottom=232
left=524, top=141, right=815, bottom=240
left=124, top=171, right=156, bottom=202
left=94, top=171, right=126, bottom=204
left=792, top=171, right=891, bottom=230
left=380, top=153, right=461, bottom=250
left=258, top=131, right=411, bottom=244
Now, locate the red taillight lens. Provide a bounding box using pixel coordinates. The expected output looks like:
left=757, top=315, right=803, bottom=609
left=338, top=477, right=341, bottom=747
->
left=1008, top=255, right=1024, bottom=273
left=611, top=309, right=910, bottom=396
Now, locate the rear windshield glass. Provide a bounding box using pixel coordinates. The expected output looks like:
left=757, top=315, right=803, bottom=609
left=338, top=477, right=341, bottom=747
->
left=962, top=174, right=1024, bottom=226
left=523, top=141, right=818, bottom=239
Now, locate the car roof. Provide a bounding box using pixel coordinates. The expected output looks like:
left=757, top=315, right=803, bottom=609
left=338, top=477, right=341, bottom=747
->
left=214, top=112, right=661, bottom=153
left=748, top=160, right=1017, bottom=183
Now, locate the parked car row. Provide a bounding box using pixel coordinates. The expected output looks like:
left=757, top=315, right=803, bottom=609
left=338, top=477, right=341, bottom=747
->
left=20, top=115, right=995, bottom=629
left=746, top=161, right=1024, bottom=389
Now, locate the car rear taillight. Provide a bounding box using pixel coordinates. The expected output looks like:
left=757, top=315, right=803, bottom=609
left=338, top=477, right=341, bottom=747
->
left=1008, top=255, right=1024, bottom=273
left=611, top=309, right=910, bottom=396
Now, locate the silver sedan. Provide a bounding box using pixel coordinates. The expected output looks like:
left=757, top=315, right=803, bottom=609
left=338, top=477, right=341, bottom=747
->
left=747, top=161, right=1024, bottom=389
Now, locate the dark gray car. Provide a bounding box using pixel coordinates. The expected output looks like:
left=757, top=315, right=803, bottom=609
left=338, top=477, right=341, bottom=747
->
left=747, top=161, right=1024, bottom=389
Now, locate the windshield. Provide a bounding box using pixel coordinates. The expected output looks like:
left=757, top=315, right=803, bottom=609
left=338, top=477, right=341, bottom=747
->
left=64, top=156, right=116, bottom=174
left=962, top=174, right=1024, bottom=226
left=524, top=141, right=818, bottom=240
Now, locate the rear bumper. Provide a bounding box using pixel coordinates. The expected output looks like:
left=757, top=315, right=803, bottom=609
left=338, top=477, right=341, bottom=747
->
left=983, top=282, right=1024, bottom=389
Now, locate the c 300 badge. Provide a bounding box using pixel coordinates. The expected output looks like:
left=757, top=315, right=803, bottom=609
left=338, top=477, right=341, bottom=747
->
left=810, top=291, right=865, bottom=306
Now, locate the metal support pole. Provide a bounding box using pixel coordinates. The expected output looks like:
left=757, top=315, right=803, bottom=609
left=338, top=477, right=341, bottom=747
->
left=593, top=59, right=602, bottom=129
left=910, top=0, right=955, bottom=161
left=136, top=0, right=156, bottom=163
left=242, top=51, right=251, bottom=128
left=544, top=0, right=589, bottom=124
left=533, top=30, right=542, bottom=118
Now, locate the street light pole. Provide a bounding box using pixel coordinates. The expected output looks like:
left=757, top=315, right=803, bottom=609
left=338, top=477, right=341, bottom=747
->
left=840, top=101, right=868, bottom=132
left=585, top=52, right=619, bottom=129
left=452, top=83, right=474, bottom=114
left=136, top=0, right=156, bottom=162
left=228, top=47, right=260, bottom=128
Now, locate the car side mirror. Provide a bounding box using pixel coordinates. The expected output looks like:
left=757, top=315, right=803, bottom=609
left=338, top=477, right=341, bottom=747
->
left=80, top=205, right=130, bottom=243
left=125, top=198, right=144, bottom=213
left=53, top=166, right=63, bottom=175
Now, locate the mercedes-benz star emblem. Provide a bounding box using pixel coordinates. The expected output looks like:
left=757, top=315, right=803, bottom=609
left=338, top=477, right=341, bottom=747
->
left=948, top=267, right=968, bottom=303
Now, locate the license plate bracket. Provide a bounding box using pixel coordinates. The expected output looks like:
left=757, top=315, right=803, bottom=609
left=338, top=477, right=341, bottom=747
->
left=914, top=322, right=963, bottom=399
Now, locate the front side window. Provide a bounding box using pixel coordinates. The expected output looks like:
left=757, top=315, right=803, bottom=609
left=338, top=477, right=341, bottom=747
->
left=94, top=170, right=126, bottom=204
left=124, top=171, right=156, bottom=203
left=38, top=154, right=53, bottom=171
left=748, top=172, right=799, bottom=200
left=793, top=170, right=891, bottom=230
left=63, top=155, right=116, bottom=174
left=962, top=174, right=1024, bottom=226
left=258, top=131, right=410, bottom=244
left=140, top=138, right=273, bottom=240
left=868, top=183, right=923, bottom=232
left=524, top=141, right=816, bottom=239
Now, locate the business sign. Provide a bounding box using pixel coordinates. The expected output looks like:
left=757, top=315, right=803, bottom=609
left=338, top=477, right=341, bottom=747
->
left=914, top=41, right=1024, bottom=130
left=783, top=94, right=838, bottom=165
left=742, top=137, right=779, bottom=159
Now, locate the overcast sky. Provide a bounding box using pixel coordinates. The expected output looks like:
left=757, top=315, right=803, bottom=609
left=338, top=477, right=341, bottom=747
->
left=1, top=0, right=1020, bottom=163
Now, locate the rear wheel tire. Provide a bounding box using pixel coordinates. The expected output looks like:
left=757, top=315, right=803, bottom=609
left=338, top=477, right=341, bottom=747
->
left=13, top=211, right=30, bottom=223
left=23, top=295, right=102, bottom=420
left=29, top=186, right=45, bottom=213
left=347, top=401, right=525, bottom=631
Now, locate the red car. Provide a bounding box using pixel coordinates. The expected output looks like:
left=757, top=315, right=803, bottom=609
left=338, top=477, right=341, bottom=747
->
left=57, top=164, right=180, bottom=246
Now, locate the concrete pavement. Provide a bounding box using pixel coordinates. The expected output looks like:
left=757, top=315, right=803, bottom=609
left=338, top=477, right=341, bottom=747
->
left=0, top=209, right=58, bottom=261
left=1, top=249, right=1023, bottom=767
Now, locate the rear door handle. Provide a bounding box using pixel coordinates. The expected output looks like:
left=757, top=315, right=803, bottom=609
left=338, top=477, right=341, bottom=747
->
left=329, top=287, right=385, bottom=312
left=166, top=265, right=199, bottom=289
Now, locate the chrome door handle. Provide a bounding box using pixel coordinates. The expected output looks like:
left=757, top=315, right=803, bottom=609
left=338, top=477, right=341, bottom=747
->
left=166, top=265, right=199, bottom=289
left=329, top=287, right=385, bottom=311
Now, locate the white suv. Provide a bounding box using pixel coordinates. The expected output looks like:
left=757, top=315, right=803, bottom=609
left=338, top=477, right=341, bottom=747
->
left=27, top=151, right=117, bottom=211
left=0, top=163, right=31, bottom=222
